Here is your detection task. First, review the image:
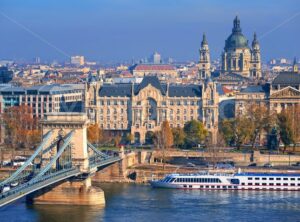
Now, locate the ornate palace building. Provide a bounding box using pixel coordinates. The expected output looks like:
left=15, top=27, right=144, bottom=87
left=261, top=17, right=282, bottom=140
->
left=221, top=16, right=261, bottom=79
left=85, top=75, right=219, bottom=144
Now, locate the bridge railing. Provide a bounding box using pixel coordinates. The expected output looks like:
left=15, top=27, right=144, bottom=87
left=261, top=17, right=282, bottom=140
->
left=0, top=167, right=80, bottom=207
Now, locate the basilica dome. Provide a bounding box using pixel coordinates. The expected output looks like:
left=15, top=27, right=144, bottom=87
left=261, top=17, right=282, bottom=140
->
left=225, top=16, right=249, bottom=49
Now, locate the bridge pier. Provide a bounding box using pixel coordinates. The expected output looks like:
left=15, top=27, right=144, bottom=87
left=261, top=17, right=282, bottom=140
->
left=27, top=177, right=105, bottom=205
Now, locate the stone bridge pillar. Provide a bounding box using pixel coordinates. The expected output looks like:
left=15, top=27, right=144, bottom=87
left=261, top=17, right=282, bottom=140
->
left=30, top=112, right=105, bottom=206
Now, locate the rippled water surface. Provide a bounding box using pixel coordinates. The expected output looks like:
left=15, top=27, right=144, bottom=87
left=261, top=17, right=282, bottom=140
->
left=1, top=183, right=300, bottom=222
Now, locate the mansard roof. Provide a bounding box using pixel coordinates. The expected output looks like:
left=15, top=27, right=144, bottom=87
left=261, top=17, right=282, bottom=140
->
left=272, top=72, right=300, bottom=85
left=135, top=76, right=166, bottom=95
left=99, top=76, right=202, bottom=98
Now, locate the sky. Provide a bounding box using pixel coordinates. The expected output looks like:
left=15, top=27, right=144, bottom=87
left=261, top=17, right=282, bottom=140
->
left=0, top=0, right=299, bottom=63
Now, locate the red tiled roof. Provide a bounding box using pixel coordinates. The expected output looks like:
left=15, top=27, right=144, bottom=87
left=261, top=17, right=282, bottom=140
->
left=222, top=86, right=233, bottom=94
left=134, top=64, right=176, bottom=71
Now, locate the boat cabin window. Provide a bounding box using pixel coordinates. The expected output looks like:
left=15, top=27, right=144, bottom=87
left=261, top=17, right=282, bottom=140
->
left=248, top=177, right=253, bottom=180
left=230, top=179, right=240, bottom=184
left=291, top=178, right=295, bottom=181
left=269, top=178, right=274, bottom=180
left=255, top=178, right=259, bottom=180
left=169, top=178, right=176, bottom=183
left=276, top=178, right=281, bottom=180
left=262, top=178, right=267, bottom=180
left=283, top=178, right=288, bottom=181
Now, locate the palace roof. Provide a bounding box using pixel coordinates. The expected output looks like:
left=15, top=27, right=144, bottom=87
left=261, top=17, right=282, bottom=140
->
left=272, top=72, right=300, bottom=85
left=99, top=76, right=202, bottom=98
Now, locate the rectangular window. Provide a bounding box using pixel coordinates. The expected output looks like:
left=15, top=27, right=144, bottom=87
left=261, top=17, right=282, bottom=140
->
left=248, top=178, right=252, bottom=180
left=255, top=178, right=259, bottom=180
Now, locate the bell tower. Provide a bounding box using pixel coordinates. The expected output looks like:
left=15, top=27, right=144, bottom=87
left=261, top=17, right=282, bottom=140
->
left=293, top=57, right=298, bottom=73
left=250, top=32, right=262, bottom=79
left=199, top=33, right=211, bottom=80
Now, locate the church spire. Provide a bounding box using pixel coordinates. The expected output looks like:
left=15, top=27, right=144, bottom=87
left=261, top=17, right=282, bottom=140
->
left=293, top=57, right=298, bottom=73
left=232, top=15, right=242, bottom=33
left=252, top=32, right=259, bottom=48
left=201, top=33, right=208, bottom=46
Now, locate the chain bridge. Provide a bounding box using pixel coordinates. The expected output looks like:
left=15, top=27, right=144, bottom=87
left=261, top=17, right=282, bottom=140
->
left=0, top=113, right=121, bottom=207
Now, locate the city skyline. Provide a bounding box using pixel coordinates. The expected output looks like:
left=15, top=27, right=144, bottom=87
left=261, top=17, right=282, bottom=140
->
left=0, top=0, right=299, bottom=62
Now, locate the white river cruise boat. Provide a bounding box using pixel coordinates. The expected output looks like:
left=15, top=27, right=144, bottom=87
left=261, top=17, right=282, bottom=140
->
left=150, top=172, right=300, bottom=191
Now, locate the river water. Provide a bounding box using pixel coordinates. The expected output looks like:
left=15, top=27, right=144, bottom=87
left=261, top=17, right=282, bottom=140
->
left=1, top=183, right=300, bottom=222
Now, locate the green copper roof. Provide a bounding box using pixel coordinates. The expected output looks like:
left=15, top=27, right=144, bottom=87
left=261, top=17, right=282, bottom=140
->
left=225, top=16, right=249, bottom=49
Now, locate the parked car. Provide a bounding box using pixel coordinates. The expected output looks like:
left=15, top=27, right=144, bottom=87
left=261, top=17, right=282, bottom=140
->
left=292, top=162, right=300, bottom=167
left=263, top=163, right=273, bottom=168
left=248, top=163, right=257, bottom=167
left=215, top=163, right=234, bottom=169
left=2, top=186, right=10, bottom=193
left=186, top=162, right=196, bottom=168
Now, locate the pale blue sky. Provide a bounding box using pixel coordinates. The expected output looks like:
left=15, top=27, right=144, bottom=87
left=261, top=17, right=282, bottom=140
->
left=0, top=0, right=299, bottom=63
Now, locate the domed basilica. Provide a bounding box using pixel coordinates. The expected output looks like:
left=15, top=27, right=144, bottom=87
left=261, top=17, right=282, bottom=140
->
left=222, top=16, right=261, bottom=78
left=199, top=16, right=261, bottom=80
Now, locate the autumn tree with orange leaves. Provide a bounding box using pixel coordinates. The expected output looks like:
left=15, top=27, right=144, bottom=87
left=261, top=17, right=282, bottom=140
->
left=1, top=105, right=41, bottom=150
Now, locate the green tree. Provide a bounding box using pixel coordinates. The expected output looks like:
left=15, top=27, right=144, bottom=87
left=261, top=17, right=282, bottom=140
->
left=220, top=118, right=235, bottom=146
left=246, top=103, right=275, bottom=149
left=172, top=127, right=185, bottom=148
left=183, top=120, right=208, bottom=148
left=220, top=117, right=252, bottom=150
left=234, top=116, right=253, bottom=150
left=277, top=110, right=294, bottom=153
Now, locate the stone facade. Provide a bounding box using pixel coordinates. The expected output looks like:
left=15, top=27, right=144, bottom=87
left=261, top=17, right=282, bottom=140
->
left=85, top=75, right=219, bottom=144
left=235, top=63, right=300, bottom=116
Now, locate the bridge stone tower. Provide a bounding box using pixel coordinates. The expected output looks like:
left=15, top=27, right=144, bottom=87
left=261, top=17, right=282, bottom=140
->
left=30, top=112, right=105, bottom=205
left=41, top=112, right=90, bottom=172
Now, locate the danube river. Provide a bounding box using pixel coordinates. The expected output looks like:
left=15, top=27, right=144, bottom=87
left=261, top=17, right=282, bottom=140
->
left=1, top=183, right=300, bottom=222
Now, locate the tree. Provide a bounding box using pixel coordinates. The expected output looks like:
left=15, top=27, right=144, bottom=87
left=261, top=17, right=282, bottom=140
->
left=220, top=118, right=235, bottom=146
left=1, top=105, right=41, bottom=150
left=183, top=120, right=208, bottom=148
left=245, top=103, right=275, bottom=149
left=113, top=135, right=121, bottom=147
left=172, top=127, right=185, bottom=148
left=220, top=117, right=252, bottom=150
left=154, top=121, right=173, bottom=170
left=277, top=110, right=294, bottom=153
left=87, top=123, right=103, bottom=145
left=234, top=116, right=253, bottom=150
left=125, top=133, right=134, bottom=144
